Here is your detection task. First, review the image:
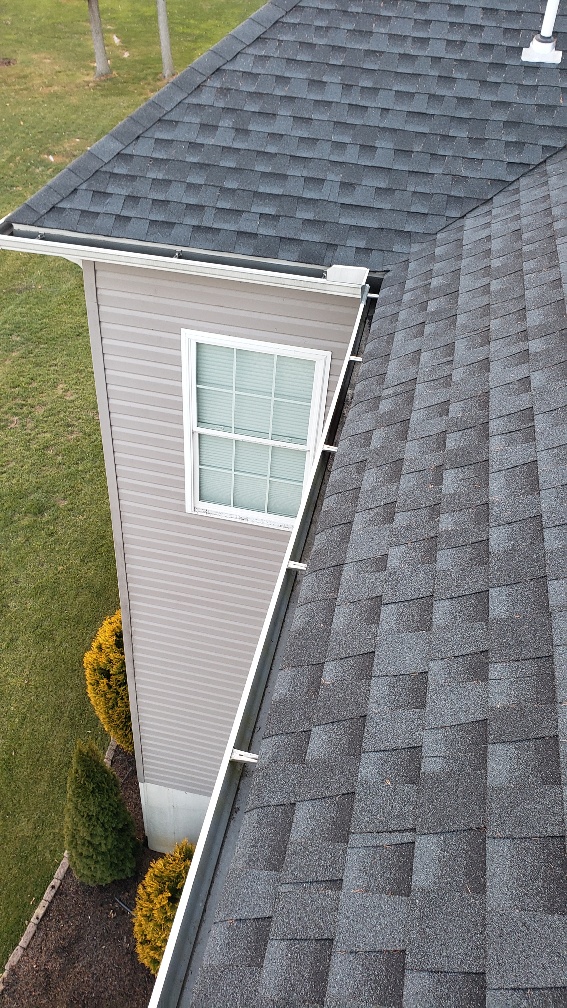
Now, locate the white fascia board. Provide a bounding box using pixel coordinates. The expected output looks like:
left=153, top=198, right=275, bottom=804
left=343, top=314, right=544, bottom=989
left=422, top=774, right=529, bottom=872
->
left=0, top=231, right=368, bottom=299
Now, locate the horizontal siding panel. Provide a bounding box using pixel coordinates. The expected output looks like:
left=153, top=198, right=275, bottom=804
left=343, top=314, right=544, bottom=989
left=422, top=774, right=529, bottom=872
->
left=102, top=333, right=181, bottom=359
left=131, top=632, right=263, bottom=664
left=106, top=388, right=182, bottom=409
left=113, top=457, right=184, bottom=481
left=124, top=546, right=283, bottom=580
left=95, top=265, right=356, bottom=325
left=129, top=598, right=276, bottom=635
left=142, top=759, right=218, bottom=794
left=133, top=658, right=251, bottom=693
left=142, top=749, right=217, bottom=778
left=132, top=653, right=257, bottom=684
left=106, top=386, right=183, bottom=412
left=127, top=585, right=272, bottom=614
left=109, top=411, right=181, bottom=435
left=126, top=559, right=280, bottom=593
left=136, top=669, right=255, bottom=705
left=117, top=477, right=185, bottom=497
left=120, top=500, right=288, bottom=534
left=118, top=487, right=185, bottom=509
left=122, top=533, right=286, bottom=568
left=119, top=508, right=288, bottom=552
left=96, top=272, right=356, bottom=322
left=138, top=709, right=248, bottom=748
left=112, top=426, right=184, bottom=450
left=102, top=331, right=181, bottom=356
left=126, top=565, right=278, bottom=595
left=137, top=698, right=242, bottom=728
left=139, top=714, right=238, bottom=745
left=103, top=351, right=180, bottom=381
left=121, top=528, right=284, bottom=560
left=95, top=261, right=358, bottom=793
left=113, top=444, right=183, bottom=467
left=140, top=732, right=240, bottom=773
left=132, top=645, right=251, bottom=677
left=129, top=600, right=273, bottom=637
left=114, top=451, right=183, bottom=474
left=121, top=523, right=285, bottom=558
left=98, top=301, right=353, bottom=346
left=101, top=325, right=346, bottom=373
left=132, top=634, right=259, bottom=668
left=139, top=713, right=242, bottom=745
left=138, top=714, right=242, bottom=754
left=106, top=371, right=182, bottom=397
left=143, top=762, right=217, bottom=794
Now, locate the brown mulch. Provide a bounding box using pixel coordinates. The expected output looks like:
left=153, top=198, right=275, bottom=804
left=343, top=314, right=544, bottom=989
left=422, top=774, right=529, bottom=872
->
left=0, top=749, right=158, bottom=1008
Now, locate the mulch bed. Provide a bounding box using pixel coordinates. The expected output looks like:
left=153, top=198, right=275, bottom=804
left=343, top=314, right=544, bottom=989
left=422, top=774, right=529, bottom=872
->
left=0, top=748, right=158, bottom=1008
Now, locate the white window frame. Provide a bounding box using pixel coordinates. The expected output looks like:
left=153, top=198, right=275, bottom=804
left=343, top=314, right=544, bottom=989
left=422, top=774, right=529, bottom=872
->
left=181, top=329, right=331, bottom=529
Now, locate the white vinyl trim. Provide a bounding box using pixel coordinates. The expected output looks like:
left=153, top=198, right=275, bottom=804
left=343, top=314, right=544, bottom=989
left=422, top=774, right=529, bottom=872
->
left=181, top=329, right=331, bottom=529
left=0, top=230, right=368, bottom=298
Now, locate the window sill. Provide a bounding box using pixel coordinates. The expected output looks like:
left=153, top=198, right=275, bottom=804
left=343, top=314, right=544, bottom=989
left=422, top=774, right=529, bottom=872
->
left=193, top=503, right=295, bottom=531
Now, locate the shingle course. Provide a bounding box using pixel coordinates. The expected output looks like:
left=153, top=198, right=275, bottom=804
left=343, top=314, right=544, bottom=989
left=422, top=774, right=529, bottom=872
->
left=7, top=1, right=566, bottom=271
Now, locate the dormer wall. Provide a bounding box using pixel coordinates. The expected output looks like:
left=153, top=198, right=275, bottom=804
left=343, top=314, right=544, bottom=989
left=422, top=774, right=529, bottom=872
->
left=83, top=259, right=363, bottom=850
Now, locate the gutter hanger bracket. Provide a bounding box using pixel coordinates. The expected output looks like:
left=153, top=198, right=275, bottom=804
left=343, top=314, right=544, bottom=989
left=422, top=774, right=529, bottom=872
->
left=287, top=561, right=307, bottom=571
left=230, top=749, right=258, bottom=764
left=323, top=444, right=338, bottom=453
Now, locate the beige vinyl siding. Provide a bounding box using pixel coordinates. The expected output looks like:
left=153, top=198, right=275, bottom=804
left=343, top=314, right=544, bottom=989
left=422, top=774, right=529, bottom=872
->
left=90, top=262, right=360, bottom=795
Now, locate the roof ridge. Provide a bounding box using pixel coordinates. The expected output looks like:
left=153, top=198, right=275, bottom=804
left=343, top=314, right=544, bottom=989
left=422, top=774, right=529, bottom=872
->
left=5, top=0, right=303, bottom=229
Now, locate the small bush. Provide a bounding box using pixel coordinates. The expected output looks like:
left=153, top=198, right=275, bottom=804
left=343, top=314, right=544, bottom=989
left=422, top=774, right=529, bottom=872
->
left=64, top=740, right=138, bottom=886
left=83, top=608, right=134, bottom=753
left=133, top=839, right=195, bottom=975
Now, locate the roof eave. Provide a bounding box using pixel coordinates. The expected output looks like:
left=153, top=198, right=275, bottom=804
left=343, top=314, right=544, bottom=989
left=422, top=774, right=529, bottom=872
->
left=0, top=221, right=369, bottom=298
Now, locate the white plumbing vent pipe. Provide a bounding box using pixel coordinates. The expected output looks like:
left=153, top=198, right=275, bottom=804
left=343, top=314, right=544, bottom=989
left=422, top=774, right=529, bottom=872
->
left=522, top=0, right=562, bottom=64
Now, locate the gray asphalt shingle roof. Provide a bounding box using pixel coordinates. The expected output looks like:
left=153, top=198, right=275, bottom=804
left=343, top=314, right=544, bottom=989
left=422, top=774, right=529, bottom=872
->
left=5, top=0, right=566, bottom=270
left=181, top=147, right=567, bottom=1006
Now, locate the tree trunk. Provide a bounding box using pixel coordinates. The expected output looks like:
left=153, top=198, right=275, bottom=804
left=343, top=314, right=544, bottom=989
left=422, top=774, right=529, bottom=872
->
left=87, top=0, right=111, bottom=78
left=156, top=0, right=175, bottom=78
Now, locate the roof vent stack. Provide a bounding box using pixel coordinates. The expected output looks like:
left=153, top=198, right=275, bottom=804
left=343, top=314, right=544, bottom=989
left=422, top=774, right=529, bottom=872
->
left=522, top=0, right=562, bottom=63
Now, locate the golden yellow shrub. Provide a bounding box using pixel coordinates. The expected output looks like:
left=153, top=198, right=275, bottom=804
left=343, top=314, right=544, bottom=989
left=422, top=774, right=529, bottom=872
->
left=83, top=609, right=133, bottom=753
left=133, top=839, right=195, bottom=975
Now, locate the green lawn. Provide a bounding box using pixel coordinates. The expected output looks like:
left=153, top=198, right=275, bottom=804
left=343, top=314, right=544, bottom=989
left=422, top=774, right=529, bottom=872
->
left=0, top=0, right=259, bottom=968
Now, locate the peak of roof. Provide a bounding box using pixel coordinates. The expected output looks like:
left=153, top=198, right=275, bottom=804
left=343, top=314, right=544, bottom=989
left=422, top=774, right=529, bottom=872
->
left=6, top=0, right=566, bottom=270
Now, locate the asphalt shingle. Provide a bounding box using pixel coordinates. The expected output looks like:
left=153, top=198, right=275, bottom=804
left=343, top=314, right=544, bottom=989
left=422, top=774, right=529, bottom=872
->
left=180, top=148, right=567, bottom=1006
left=4, top=0, right=566, bottom=272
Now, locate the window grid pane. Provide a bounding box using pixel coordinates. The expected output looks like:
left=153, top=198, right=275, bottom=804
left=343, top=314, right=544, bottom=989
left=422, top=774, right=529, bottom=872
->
left=196, top=343, right=234, bottom=390
left=198, top=433, right=308, bottom=517
left=197, top=348, right=314, bottom=446
left=195, top=343, right=318, bottom=520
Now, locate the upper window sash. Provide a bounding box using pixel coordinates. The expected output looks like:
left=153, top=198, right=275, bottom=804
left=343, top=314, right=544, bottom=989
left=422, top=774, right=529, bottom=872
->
left=181, top=329, right=331, bottom=529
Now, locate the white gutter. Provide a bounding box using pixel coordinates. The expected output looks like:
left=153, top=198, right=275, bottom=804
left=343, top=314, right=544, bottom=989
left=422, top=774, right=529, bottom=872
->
left=522, top=0, right=562, bottom=63
left=0, top=226, right=368, bottom=299
left=147, top=293, right=369, bottom=1008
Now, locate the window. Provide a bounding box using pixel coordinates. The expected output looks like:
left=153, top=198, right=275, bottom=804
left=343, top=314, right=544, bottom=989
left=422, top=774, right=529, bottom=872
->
left=181, top=331, right=330, bottom=528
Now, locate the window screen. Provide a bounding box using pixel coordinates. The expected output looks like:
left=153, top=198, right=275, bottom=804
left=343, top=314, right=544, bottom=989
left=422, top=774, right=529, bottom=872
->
left=195, top=344, right=316, bottom=519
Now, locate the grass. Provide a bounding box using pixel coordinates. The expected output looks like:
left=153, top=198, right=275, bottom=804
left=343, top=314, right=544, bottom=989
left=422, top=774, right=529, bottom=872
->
left=0, top=0, right=259, bottom=968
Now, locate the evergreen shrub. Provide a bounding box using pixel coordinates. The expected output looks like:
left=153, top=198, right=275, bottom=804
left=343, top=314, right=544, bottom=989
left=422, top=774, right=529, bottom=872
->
left=64, top=740, right=138, bottom=885
left=133, top=839, right=195, bottom=975
left=83, top=608, right=134, bottom=752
